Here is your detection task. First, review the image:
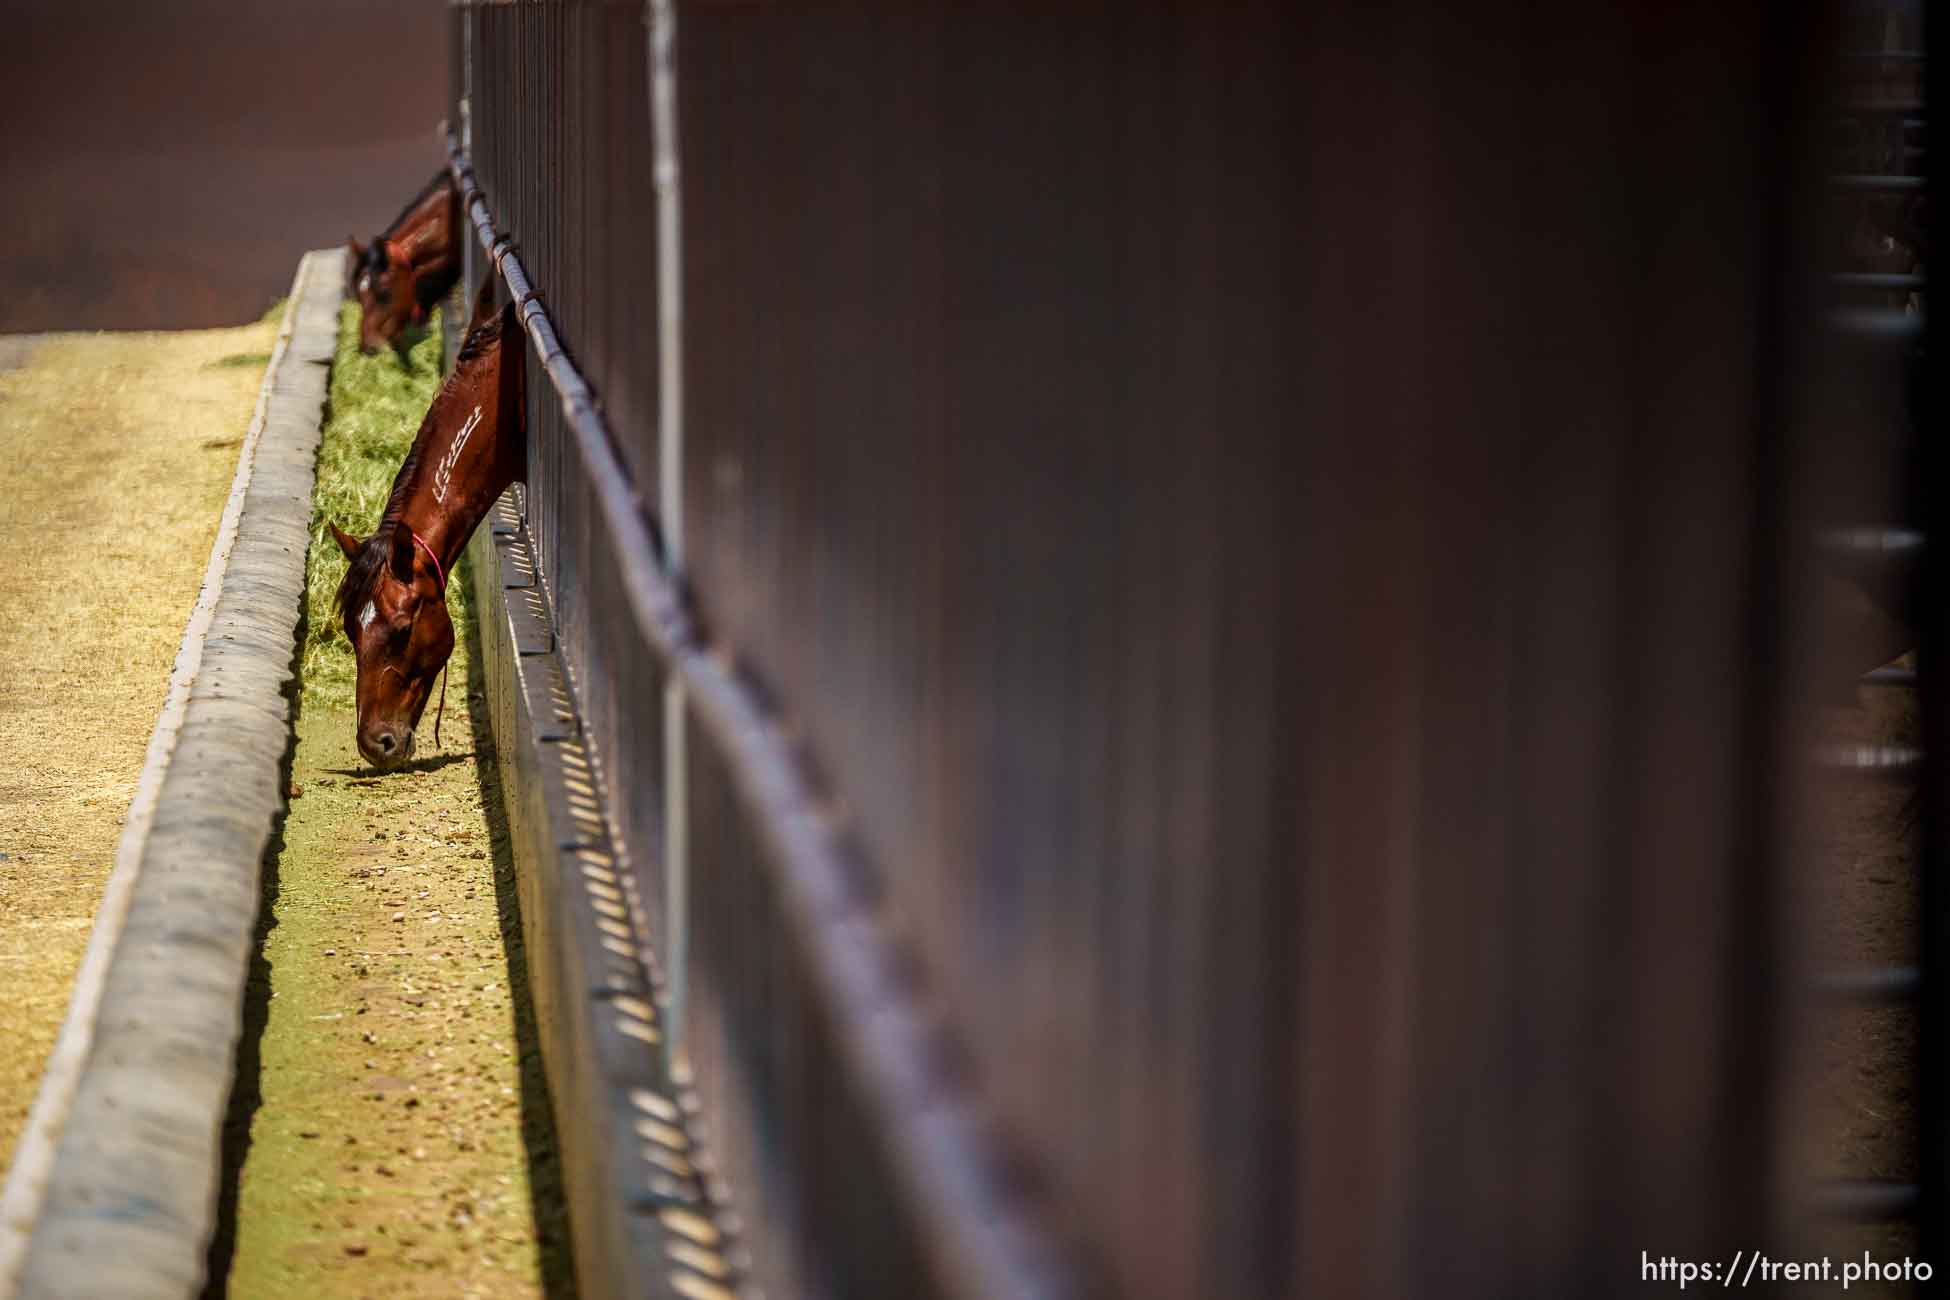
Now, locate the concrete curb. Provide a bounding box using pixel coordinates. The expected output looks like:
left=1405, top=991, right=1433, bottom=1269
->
left=0, top=249, right=343, bottom=1300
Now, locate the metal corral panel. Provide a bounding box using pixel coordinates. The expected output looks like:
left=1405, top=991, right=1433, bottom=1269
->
left=452, top=2, right=1928, bottom=1297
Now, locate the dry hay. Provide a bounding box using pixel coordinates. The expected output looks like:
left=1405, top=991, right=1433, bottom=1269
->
left=0, top=318, right=276, bottom=1166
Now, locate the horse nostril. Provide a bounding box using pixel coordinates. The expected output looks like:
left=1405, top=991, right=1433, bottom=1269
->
left=377, top=733, right=396, bottom=754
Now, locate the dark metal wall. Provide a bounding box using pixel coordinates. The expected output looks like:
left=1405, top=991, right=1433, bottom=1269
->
left=0, top=0, right=447, bottom=331
left=454, top=3, right=1926, bottom=1297
left=462, top=0, right=672, bottom=966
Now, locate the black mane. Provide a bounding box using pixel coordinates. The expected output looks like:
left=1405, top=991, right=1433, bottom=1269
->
left=454, top=309, right=504, bottom=365
left=381, top=169, right=455, bottom=241
left=334, top=443, right=425, bottom=627
left=357, top=170, right=455, bottom=280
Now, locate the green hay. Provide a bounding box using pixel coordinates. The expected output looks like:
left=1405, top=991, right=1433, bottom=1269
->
left=303, top=307, right=452, bottom=709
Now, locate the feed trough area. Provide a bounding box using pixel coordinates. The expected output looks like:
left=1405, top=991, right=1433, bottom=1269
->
left=214, top=301, right=572, bottom=1296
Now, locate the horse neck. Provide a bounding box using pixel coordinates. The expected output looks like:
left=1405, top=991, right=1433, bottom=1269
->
left=386, top=184, right=453, bottom=265
left=392, top=368, right=517, bottom=575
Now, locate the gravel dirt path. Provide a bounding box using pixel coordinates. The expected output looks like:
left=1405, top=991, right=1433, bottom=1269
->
left=206, top=296, right=574, bottom=1297
left=215, top=572, right=574, bottom=1299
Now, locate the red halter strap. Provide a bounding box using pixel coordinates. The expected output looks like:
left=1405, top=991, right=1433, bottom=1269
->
left=410, top=530, right=446, bottom=595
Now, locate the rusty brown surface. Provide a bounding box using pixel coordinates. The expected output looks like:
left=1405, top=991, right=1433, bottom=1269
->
left=0, top=0, right=445, bottom=332
left=454, top=3, right=1929, bottom=1297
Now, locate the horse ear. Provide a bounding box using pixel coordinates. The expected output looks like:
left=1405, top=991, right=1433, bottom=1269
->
left=328, top=521, right=362, bottom=559
left=468, top=273, right=499, bottom=333
left=390, top=527, right=417, bottom=585
left=346, top=236, right=365, bottom=264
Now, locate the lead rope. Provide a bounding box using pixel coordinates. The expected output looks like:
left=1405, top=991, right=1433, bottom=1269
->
left=433, top=659, right=449, bottom=748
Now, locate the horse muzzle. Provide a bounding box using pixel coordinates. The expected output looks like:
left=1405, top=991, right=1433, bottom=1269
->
left=358, top=724, right=416, bottom=770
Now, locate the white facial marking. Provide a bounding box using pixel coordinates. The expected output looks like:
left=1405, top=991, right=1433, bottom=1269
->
left=359, top=600, right=376, bottom=633
left=432, top=404, right=485, bottom=504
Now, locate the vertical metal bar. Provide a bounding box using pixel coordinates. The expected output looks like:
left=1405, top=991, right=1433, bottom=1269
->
left=461, top=8, right=476, bottom=333
left=649, top=0, right=689, bottom=1062
left=461, top=11, right=473, bottom=161
left=1917, top=9, right=1945, bottom=1284
left=1723, top=0, right=1821, bottom=1259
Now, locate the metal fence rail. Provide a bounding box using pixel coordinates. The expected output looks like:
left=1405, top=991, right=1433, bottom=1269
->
left=451, top=2, right=1930, bottom=1296
left=447, top=127, right=1079, bottom=1297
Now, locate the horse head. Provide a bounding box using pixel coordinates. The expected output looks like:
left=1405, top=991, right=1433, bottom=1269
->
left=330, top=519, right=454, bottom=767
left=329, top=275, right=524, bottom=769
left=349, top=174, right=461, bottom=362
left=350, top=237, right=425, bottom=360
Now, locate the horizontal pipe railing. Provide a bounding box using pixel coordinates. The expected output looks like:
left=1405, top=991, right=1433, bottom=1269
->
left=1827, top=308, right=1927, bottom=341
left=1816, top=526, right=1925, bottom=558
left=1829, top=273, right=1925, bottom=291
left=1813, top=965, right=1923, bottom=1001
left=1812, top=744, right=1927, bottom=778
left=1812, top=1179, right=1922, bottom=1222
left=1829, top=173, right=1928, bottom=191
left=445, top=132, right=1083, bottom=1300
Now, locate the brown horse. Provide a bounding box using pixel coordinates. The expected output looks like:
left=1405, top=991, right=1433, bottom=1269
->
left=346, top=171, right=463, bottom=359
left=328, top=274, right=526, bottom=768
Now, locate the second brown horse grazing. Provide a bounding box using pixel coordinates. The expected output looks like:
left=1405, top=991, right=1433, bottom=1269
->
left=346, top=170, right=463, bottom=359
left=329, top=275, right=526, bottom=769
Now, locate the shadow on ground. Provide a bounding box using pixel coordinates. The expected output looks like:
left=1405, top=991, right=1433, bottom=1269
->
left=201, top=618, right=304, bottom=1299
left=201, top=551, right=576, bottom=1297
left=322, top=751, right=474, bottom=780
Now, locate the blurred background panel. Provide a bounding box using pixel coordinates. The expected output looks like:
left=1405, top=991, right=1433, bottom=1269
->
left=460, top=2, right=1932, bottom=1295
left=0, top=0, right=445, bottom=331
